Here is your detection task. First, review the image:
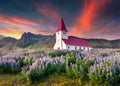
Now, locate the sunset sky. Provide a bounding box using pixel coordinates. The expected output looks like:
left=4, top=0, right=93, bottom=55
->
left=0, top=0, right=120, bottom=40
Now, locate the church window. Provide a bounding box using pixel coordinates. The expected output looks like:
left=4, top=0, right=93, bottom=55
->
left=75, top=46, right=77, bottom=50
left=79, top=47, right=81, bottom=50
left=63, top=32, right=66, bottom=35
left=84, top=47, right=85, bottom=50
left=68, top=46, right=69, bottom=49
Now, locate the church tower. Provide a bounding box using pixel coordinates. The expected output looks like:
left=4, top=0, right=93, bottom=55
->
left=53, top=18, right=68, bottom=50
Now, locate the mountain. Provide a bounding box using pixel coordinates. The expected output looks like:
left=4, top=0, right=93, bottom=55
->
left=0, top=37, right=17, bottom=50
left=0, top=35, right=5, bottom=40
left=15, top=32, right=55, bottom=50
left=0, top=32, right=120, bottom=50
left=110, top=39, right=120, bottom=48
left=16, top=32, right=40, bottom=48
left=85, top=39, right=113, bottom=48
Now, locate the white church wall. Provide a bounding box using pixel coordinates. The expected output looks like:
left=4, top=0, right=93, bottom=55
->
left=62, top=40, right=67, bottom=49
left=66, top=45, right=91, bottom=51
left=53, top=43, right=59, bottom=50
left=67, top=45, right=74, bottom=50
left=60, top=31, right=68, bottom=39
left=56, top=31, right=68, bottom=40
left=54, top=31, right=68, bottom=50
left=53, top=41, right=62, bottom=50
left=66, top=45, right=79, bottom=50
left=54, top=42, right=92, bottom=50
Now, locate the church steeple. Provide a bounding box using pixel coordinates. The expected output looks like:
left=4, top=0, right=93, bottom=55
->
left=56, top=17, right=68, bottom=32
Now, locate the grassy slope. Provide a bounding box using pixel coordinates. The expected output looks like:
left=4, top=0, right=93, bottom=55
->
left=0, top=74, right=24, bottom=86
left=1, top=73, right=119, bottom=86
left=0, top=74, right=72, bottom=86
left=0, top=74, right=91, bottom=86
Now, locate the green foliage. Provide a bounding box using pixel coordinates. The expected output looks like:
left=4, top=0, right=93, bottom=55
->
left=21, top=71, right=31, bottom=83
left=101, top=53, right=108, bottom=57
left=67, top=68, right=83, bottom=79
left=66, top=54, right=76, bottom=66
left=88, top=73, right=104, bottom=85
left=29, top=63, right=66, bottom=82
left=0, top=63, right=21, bottom=74
left=23, top=58, right=33, bottom=66
left=49, top=51, right=67, bottom=58
left=56, top=64, right=66, bottom=74
left=0, top=57, right=33, bottom=74
left=88, top=71, right=120, bottom=86
left=79, top=53, right=85, bottom=59
left=77, top=61, right=89, bottom=70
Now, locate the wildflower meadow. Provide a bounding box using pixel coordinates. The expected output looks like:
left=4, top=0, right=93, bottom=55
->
left=0, top=49, right=120, bottom=86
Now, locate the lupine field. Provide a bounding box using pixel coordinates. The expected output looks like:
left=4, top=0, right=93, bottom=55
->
left=0, top=49, right=120, bottom=86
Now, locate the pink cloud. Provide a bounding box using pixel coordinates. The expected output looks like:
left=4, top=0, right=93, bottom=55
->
left=69, top=0, right=112, bottom=38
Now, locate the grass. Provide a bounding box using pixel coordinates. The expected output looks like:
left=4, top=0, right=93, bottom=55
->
left=0, top=74, right=116, bottom=86
left=0, top=73, right=110, bottom=86
left=0, top=74, right=23, bottom=86
left=0, top=74, right=74, bottom=86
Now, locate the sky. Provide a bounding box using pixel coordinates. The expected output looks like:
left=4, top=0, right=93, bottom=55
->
left=0, top=0, right=120, bottom=40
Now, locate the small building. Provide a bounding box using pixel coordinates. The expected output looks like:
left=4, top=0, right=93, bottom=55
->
left=53, top=18, right=92, bottom=50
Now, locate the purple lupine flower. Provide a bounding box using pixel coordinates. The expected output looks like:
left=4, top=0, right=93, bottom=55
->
left=110, top=71, right=112, bottom=77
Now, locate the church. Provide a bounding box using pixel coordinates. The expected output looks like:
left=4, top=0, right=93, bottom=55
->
left=53, top=18, right=92, bottom=50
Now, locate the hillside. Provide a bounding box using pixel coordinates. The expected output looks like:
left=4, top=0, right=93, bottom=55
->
left=15, top=32, right=55, bottom=50
left=0, top=35, right=5, bottom=40
left=70, top=36, right=120, bottom=48
left=0, top=32, right=120, bottom=50
left=0, top=37, right=17, bottom=50
left=85, top=39, right=120, bottom=48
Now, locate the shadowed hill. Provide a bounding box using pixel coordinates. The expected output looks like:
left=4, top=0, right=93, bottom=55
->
left=15, top=32, right=55, bottom=49
left=0, top=35, right=5, bottom=40
left=0, top=37, right=17, bottom=50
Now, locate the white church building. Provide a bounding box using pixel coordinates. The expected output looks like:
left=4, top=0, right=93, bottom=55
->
left=53, top=18, right=92, bottom=50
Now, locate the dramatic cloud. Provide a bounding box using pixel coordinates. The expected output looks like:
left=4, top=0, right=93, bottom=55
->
left=0, top=15, right=53, bottom=39
left=32, top=0, right=60, bottom=20
left=0, top=26, right=53, bottom=39
left=0, top=0, right=119, bottom=40
left=69, top=0, right=112, bottom=37
left=0, top=15, right=38, bottom=26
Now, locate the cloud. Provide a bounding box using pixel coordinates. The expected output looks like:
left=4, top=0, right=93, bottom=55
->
left=69, top=0, right=112, bottom=37
left=96, top=22, right=120, bottom=35
left=0, top=15, right=54, bottom=39
left=0, top=26, right=53, bottom=39
left=0, top=27, right=23, bottom=39
left=32, top=0, right=60, bottom=20
left=0, top=15, right=38, bottom=26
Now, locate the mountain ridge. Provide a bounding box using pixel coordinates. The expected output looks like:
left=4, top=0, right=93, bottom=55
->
left=0, top=35, right=5, bottom=40
left=0, top=32, right=120, bottom=50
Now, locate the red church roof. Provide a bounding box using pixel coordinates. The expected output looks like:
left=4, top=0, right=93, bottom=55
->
left=62, top=37, right=91, bottom=47
left=56, top=18, right=68, bottom=32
